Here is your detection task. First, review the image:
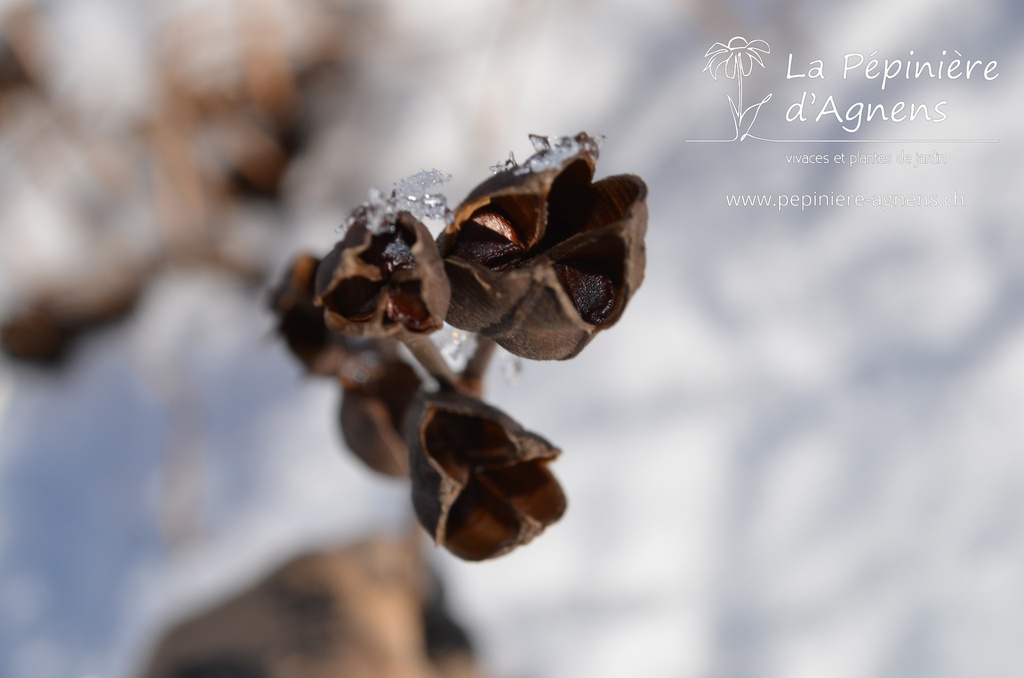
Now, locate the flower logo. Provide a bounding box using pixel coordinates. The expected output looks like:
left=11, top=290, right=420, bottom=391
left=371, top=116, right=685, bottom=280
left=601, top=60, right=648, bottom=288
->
left=704, top=37, right=770, bottom=79
left=703, top=37, right=773, bottom=141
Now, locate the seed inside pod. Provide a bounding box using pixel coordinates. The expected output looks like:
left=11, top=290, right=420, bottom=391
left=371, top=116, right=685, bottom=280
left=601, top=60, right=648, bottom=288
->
left=449, top=210, right=526, bottom=269
left=386, top=282, right=433, bottom=331
left=328, top=276, right=384, bottom=322
left=553, top=261, right=616, bottom=325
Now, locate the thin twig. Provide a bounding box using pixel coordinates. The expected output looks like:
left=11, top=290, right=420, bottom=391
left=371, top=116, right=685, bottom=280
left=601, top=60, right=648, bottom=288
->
left=402, top=334, right=461, bottom=390
left=460, top=335, right=497, bottom=397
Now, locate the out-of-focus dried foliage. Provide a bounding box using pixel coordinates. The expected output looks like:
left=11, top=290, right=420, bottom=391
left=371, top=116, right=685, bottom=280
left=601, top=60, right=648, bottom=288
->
left=438, top=134, right=648, bottom=360
left=156, top=0, right=369, bottom=204
left=314, top=212, right=451, bottom=339
left=0, top=265, right=150, bottom=365
left=0, top=0, right=373, bottom=365
left=407, top=391, right=566, bottom=561
left=0, top=9, right=37, bottom=94
left=140, top=537, right=482, bottom=678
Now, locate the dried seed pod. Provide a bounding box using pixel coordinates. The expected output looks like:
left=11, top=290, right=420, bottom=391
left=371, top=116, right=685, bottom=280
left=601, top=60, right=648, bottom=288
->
left=407, top=391, right=566, bottom=561
left=438, top=134, right=647, bottom=360
left=315, top=211, right=450, bottom=339
left=268, top=252, right=354, bottom=376
left=339, top=354, right=421, bottom=477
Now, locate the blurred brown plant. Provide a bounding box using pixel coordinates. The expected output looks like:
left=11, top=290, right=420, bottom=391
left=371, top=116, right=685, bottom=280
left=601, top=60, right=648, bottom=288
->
left=0, top=0, right=370, bottom=365
left=140, top=536, right=482, bottom=678
left=0, top=263, right=152, bottom=365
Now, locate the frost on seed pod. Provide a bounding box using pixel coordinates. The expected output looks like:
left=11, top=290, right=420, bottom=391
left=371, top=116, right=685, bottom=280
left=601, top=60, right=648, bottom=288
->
left=268, top=252, right=354, bottom=376
left=437, top=132, right=647, bottom=360
left=338, top=348, right=422, bottom=477
left=314, top=210, right=450, bottom=339
left=407, top=391, right=566, bottom=561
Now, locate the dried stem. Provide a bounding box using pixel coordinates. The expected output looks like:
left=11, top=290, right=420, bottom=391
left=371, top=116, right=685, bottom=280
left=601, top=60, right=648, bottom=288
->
left=460, top=335, right=497, bottom=397
left=401, top=334, right=461, bottom=391
left=401, top=333, right=498, bottom=398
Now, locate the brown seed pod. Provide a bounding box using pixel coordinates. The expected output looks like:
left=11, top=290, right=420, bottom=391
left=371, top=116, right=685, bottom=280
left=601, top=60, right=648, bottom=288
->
left=267, top=252, right=354, bottom=376
left=315, top=211, right=450, bottom=340
left=406, top=390, right=566, bottom=561
left=437, top=135, right=647, bottom=360
left=339, top=353, right=422, bottom=477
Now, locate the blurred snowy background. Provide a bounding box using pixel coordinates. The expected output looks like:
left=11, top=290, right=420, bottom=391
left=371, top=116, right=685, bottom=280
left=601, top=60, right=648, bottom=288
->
left=1, top=0, right=1023, bottom=676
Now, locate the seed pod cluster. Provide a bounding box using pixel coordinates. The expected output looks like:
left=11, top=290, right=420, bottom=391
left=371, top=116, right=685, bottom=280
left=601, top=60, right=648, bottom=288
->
left=269, top=134, right=647, bottom=560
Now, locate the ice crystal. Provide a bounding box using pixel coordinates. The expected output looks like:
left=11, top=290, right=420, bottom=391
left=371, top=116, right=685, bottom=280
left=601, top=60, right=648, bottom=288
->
left=513, top=132, right=604, bottom=175
left=488, top=133, right=605, bottom=177
left=489, top=151, right=518, bottom=174
left=391, top=169, right=451, bottom=222
left=337, top=170, right=451, bottom=236
left=358, top=188, right=393, bottom=234
left=431, top=324, right=478, bottom=372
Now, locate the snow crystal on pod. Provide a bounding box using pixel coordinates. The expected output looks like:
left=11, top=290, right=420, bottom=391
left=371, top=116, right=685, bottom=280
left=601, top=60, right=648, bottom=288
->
left=390, top=169, right=451, bottom=222
left=337, top=170, right=452, bottom=235
left=489, top=133, right=606, bottom=176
